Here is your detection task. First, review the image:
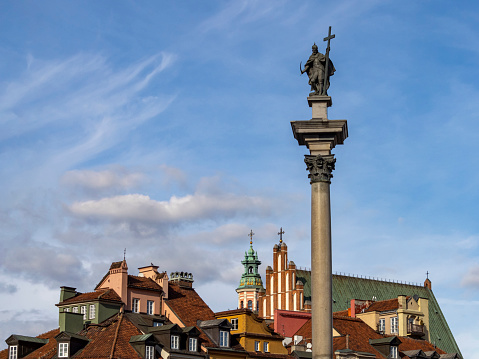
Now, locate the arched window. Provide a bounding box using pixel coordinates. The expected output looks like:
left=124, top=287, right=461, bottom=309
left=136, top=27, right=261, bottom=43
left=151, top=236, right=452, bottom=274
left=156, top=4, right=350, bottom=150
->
left=248, top=300, right=253, bottom=310
left=240, top=301, right=244, bottom=308
left=248, top=266, right=253, bottom=274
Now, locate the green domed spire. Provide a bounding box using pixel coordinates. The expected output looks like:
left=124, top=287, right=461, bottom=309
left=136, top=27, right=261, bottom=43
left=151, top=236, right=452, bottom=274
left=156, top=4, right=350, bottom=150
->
left=237, top=230, right=264, bottom=290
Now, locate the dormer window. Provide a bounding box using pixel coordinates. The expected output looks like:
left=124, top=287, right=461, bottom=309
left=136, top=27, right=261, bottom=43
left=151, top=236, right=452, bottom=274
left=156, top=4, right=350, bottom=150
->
left=58, top=342, right=69, bottom=358
left=146, top=345, right=154, bottom=359
left=189, top=337, right=197, bottom=351
left=171, top=335, right=179, bottom=349
left=8, top=345, right=17, bottom=359
left=390, top=345, right=398, bottom=359
left=219, top=331, right=229, bottom=347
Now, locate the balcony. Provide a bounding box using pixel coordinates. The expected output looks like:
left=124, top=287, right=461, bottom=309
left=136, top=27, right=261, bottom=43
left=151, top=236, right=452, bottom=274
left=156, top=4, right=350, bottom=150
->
left=407, top=323, right=425, bottom=337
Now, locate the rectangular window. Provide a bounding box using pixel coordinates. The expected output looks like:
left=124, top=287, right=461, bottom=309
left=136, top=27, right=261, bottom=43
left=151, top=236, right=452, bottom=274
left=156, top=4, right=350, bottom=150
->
left=231, top=318, right=238, bottom=330
left=263, top=342, right=269, bottom=353
left=390, top=346, right=398, bottom=359
left=81, top=305, right=87, bottom=320
left=64, top=307, right=70, bottom=312
left=391, top=317, right=398, bottom=333
left=153, top=321, right=163, bottom=327
left=219, top=331, right=229, bottom=347
left=146, top=345, right=154, bottom=359
left=8, top=345, right=17, bottom=359
left=72, top=307, right=78, bottom=313
left=58, top=343, right=69, bottom=358
left=132, top=298, right=140, bottom=313
left=379, top=318, right=385, bottom=333
left=89, top=304, right=96, bottom=319
left=147, top=300, right=154, bottom=315
left=171, top=335, right=179, bottom=349
left=189, top=337, right=197, bottom=351
left=255, top=341, right=260, bottom=352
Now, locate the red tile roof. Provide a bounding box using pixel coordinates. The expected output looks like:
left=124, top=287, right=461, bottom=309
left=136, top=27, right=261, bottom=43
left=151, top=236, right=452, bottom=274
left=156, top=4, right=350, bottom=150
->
left=57, top=288, right=122, bottom=305
left=22, top=328, right=60, bottom=359
left=75, top=313, right=142, bottom=358
left=128, top=275, right=162, bottom=292
left=294, top=313, right=448, bottom=359
left=166, top=283, right=216, bottom=347
left=364, top=298, right=399, bottom=313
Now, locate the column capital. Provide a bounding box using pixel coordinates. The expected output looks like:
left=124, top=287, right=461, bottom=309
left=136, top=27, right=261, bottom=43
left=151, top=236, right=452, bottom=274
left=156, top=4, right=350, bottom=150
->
left=304, top=154, right=336, bottom=184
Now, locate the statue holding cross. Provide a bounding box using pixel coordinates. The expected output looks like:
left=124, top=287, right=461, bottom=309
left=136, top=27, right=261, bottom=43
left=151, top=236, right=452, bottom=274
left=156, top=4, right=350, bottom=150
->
left=300, top=26, right=336, bottom=96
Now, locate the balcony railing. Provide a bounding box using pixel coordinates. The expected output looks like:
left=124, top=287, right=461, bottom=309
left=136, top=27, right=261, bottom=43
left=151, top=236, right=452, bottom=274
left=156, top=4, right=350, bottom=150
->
left=407, top=323, right=425, bottom=337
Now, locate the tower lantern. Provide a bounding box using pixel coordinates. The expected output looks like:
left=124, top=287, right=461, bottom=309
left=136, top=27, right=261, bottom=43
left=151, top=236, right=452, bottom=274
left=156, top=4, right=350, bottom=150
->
left=236, top=230, right=265, bottom=312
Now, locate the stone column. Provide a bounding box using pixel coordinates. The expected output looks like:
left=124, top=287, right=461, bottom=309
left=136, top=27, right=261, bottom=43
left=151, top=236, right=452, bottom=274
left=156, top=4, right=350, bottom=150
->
left=291, top=96, right=347, bottom=359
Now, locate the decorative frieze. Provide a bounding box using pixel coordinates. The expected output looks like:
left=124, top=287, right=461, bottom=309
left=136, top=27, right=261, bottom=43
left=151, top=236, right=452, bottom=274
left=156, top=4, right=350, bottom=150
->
left=304, top=154, right=336, bottom=184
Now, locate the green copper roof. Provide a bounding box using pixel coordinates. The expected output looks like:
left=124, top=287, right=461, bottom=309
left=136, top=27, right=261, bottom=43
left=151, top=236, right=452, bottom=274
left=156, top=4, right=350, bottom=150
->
left=295, top=271, right=460, bottom=355
left=237, top=243, right=264, bottom=291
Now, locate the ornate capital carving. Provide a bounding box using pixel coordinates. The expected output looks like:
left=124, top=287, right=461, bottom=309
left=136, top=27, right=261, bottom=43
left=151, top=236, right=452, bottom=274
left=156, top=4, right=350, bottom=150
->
left=304, top=154, right=336, bottom=184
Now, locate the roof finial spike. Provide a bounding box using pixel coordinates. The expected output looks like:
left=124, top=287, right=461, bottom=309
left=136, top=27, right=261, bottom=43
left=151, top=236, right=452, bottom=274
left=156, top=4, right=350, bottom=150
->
left=278, top=227, right=285, bottom=244
left=123, top=248, right=126, bottom=261
left=426, top=271, right=429, bottom=280
left=248, top=229, right=255, bottom=245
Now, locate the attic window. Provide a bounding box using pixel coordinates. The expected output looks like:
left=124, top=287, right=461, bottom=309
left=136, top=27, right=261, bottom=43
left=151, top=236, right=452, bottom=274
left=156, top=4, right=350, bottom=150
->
left=231, top=318, right=238, bottom=330
left=219, top=331, right=229, bottom=347
left=171, top=335, right=179, bottom=349
left=8, top=345, right=17, bottom=359
left=58, top=342, right=69, bottom=358
left=189, top=338, right=197, bottom=351
left=390, top=346, right=398, bottom=359
left=146, top=345, right=154, bottom=359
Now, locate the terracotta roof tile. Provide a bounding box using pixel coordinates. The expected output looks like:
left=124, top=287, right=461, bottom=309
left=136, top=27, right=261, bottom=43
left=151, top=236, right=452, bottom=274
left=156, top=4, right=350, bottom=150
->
left=22, top=328, right=60, bottom=359
left=128, top=275, right=162, bottom=292
left=166, top=283, right=216, bottom=348
left=398, top=336, right=446, bottom=355
left=75, top=313, right=142, bottom=358
left=364, top=298, right=399, bottom=313
left=58, top=288, right=122, bottom=305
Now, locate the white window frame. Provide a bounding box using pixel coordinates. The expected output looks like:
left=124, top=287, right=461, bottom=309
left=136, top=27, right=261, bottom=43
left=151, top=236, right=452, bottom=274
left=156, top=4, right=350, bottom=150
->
left=72, top=307, right=78, bottom=313
left=146, top=345, right=154, bottom=359
left=254, top=340, right=260, bottom=352
left=147, top=300, right=154, bottom=315
left=263, top=341, right=269, bottom=353
left=390, top=345, right=398, bottom=359
left=189, top=337, right=197, bottom=352
left=219, top=330, right=229, bottom=347
left=81, top=305, right=87, bottom=320
left=58, top=342, right=69, bottom=358
left=391, top=316, right=398, bottom=333
left=8, top=345, right=17, bottom=359
left=379, top=318, right=385, bottom=333
left=132, top=298, right=140, bottom=313
left=231, top=318, right=238, bottom=330
left=171, top=335, right=179, bottom=349
left=89, top=304, right=96, bottom=319
left=64, top=307, right=71, bottom=312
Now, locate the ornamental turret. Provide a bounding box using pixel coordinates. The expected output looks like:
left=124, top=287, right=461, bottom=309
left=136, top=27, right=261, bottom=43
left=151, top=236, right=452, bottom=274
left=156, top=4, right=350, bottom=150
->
left=236, top=230, right=264, bottom=312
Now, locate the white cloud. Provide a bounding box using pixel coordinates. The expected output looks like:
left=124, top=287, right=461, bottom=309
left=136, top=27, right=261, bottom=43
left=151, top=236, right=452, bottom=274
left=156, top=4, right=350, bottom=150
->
left=69, top=191, right=271, bottom=225
left=461, top=265, right=479, bottom=289
left=62, top=168, right=144, bottom=190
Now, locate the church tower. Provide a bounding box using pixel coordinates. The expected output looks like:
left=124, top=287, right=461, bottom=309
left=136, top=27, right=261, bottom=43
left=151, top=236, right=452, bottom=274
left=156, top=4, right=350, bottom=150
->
left=236, top=230, right=264, bottom=312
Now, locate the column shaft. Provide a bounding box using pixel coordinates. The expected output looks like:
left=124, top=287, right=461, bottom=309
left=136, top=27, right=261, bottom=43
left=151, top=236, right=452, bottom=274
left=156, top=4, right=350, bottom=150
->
left=311, top=180, right=333, bottom=359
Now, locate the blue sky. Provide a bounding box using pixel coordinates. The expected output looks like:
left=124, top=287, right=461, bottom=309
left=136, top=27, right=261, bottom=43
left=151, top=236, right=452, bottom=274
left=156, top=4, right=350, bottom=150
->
left=1, top=0, right=479, bottom=357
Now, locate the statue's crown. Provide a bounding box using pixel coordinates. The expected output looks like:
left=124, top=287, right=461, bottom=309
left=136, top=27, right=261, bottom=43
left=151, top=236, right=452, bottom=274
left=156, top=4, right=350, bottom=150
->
left=312, top=43, right=318, bottom=50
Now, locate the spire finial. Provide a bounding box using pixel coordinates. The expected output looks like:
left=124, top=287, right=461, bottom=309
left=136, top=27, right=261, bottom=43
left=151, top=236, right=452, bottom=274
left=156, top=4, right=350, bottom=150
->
left=278, top=227, right=285, bottom=243
left=123, top=248, right=126, bottom=261
left=248, top=230, right=255, bottom=245
left=426, top=271, right=429, bottom=280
